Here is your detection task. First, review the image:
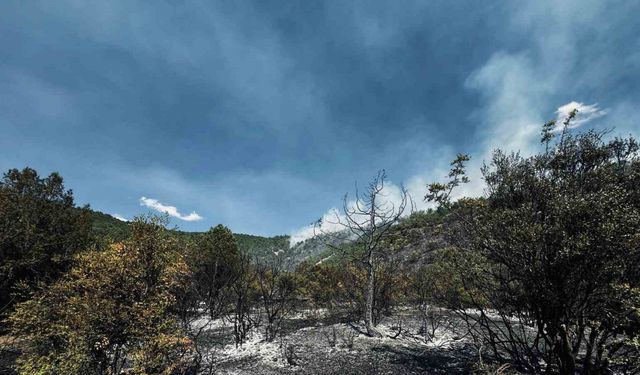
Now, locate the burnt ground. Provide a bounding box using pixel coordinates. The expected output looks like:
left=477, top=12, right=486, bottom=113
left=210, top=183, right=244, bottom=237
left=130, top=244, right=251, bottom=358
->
left=198, top=309, right=482, bottom=375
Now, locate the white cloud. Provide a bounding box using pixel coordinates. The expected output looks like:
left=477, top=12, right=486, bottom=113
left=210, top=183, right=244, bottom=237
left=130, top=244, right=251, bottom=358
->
left=555, top=101, right=607, bottom=129
left=112, top=213, right=129, bottom=222
left=139, top=196, right=203, bottom=222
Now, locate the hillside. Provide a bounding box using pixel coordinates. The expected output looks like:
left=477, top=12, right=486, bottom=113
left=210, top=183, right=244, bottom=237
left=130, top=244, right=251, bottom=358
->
left=89, top=209, right=449, bottom=270
left=88, top=210, right=290, bottom=258
left=286, top=210, right=448, bottom=270
left=90, top=210, right=131, bottom=243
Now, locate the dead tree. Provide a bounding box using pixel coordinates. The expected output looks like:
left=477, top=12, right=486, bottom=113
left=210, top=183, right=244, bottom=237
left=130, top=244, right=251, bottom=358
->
left=317, top=170, right=411, bottom=337
left=227, top=253, right=261, bottom=347
left=255, top=253, right=298, bottom=342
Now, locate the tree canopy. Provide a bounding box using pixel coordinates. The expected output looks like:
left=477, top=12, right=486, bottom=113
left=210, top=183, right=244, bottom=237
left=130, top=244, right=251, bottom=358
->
left=428, top=116, right=640, bottom=373
left=9, top=216, right=193, bottom=375
left=0, top=168, right=91, bottom=319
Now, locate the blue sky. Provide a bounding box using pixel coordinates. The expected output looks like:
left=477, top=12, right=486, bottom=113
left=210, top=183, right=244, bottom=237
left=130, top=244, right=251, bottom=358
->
left=1, top=1, right=639, bottom=237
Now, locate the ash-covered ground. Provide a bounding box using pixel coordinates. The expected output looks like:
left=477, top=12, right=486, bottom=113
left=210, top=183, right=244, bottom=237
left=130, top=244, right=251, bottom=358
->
left=194, top=309, right=481, bottom=375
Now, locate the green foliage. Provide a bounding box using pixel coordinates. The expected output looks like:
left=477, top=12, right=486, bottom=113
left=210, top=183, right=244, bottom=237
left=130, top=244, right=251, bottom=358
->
left=88, top=210, right=130, bottom=245
left=297, top=259, right=410, bottom=325
left=429, top=118, right=640, bottom=373
left=296, top=261, right=368, bottom=321
left=87, top=211, right=289, bottom=261
left=0, top=168, right=91, bottom=319
left=234, top=234, right=289, bottom=260
left=191, top=224, right=242, bottom=318
left=607, top=284, right=640, bottom=372
left=8, top=216, right=194, bottom=375
left=425, top=153, right=470, bottom=207
left=413, top=245, right=491, bottom=310
left=297, top=210, right=446, bottom=269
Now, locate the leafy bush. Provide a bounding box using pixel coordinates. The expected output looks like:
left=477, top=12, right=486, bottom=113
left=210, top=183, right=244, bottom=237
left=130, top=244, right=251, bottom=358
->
left=429, top=115, right=640, bottom=374
left=191, top=224, right=242, bottom=319
left=9, top=216, right=194, bottom=375
left=0, top=168, right=91, bottom=319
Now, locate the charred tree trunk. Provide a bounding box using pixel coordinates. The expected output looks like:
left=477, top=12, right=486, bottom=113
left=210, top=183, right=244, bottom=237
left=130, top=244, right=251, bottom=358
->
left=364, top=256, right=379, bottom=337
left=556, top=325, right=576, bottom=375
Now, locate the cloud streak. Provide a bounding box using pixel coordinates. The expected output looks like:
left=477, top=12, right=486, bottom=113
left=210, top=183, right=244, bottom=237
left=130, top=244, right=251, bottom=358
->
left=555, top=102, right=607, bottom=130
left=112, top=213, right=129, bottom=222
left=139, top=196, right=203, bottom=222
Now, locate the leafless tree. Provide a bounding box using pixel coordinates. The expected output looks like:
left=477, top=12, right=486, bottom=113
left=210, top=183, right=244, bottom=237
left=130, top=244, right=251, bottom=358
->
left=316, top=170, right=412, bottom=336
left=227, top=253, right=261, bottom=347
left=255, top=253, right=298, bottom=342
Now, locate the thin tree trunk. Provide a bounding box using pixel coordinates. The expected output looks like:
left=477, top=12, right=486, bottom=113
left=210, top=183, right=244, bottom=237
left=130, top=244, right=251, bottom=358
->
left=365, top=188, right=380, bottom=338
left=557, top=325, right=576, bottom=375
left=365, top=256, right=380, bottom=337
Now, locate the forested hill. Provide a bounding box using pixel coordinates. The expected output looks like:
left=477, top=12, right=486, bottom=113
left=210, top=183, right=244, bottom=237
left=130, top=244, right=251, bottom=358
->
left=89, top=210, right=290, bottom=258
left=287, top=209, right=448, bottom=268
left=90, top=209, right=447, bottom=268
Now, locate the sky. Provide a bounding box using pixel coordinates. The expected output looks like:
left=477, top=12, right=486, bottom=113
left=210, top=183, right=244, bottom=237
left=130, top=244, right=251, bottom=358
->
left=1, top=1, right=639, bottom=240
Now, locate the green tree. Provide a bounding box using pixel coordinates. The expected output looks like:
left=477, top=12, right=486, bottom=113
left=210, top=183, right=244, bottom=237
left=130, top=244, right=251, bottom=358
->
left=429, top=114, right=640, bottom=373
left=9, top=216, right=194, bottom=375
left=0, top=168, right=91, bottom=319
left=193, top=224, right=242, bottom=319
